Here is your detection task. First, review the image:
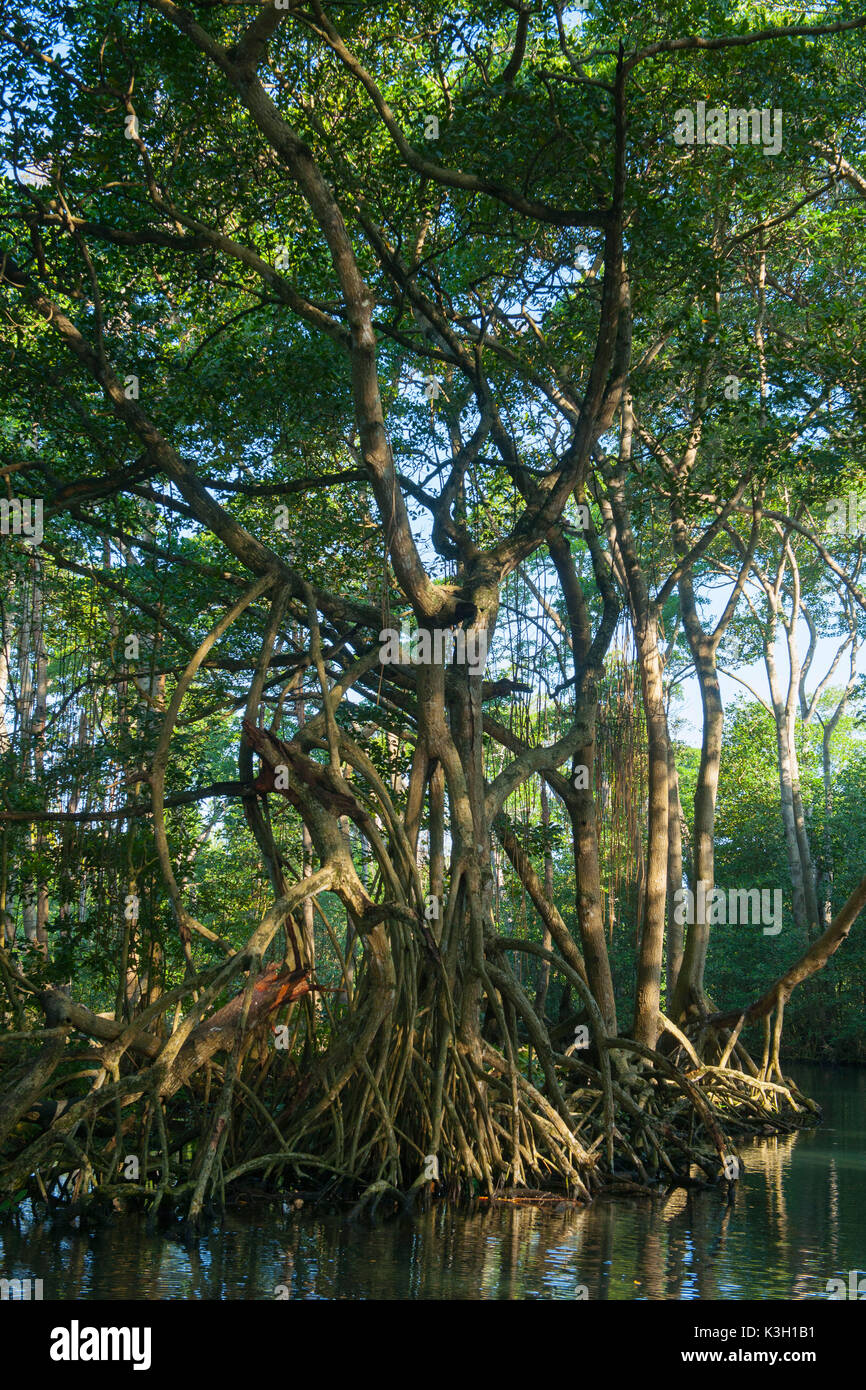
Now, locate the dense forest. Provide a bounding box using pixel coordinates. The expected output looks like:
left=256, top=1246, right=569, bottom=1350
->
left=1, top=0, right=865, bottom=1231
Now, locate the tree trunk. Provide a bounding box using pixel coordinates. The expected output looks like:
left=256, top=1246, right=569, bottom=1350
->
left=665, top=741, right=684, bottom=1003
left=533, top=780, right=554, bottom=1018
left=671, top=576, right=724, bottom=1018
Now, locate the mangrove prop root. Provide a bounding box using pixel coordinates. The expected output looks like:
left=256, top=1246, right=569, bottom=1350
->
left=0, top=974, right=817, bottom=1218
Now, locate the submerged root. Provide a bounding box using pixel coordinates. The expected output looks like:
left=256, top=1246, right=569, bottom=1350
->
left=348, top=1180, right=409, bottom=1224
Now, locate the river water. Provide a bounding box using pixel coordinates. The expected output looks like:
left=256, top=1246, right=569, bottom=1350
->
left=1, top=1063, right=863, bottom=1300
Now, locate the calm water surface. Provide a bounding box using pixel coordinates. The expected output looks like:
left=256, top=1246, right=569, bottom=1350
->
left=1, top=1063, right=862, bottom=1300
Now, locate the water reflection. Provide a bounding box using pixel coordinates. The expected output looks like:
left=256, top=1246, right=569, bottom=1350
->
left=1, top=1064, right=862, bottom=1300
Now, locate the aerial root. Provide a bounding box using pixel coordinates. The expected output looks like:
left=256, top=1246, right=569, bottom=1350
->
left=0, top=980, right=819, bottom=1222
